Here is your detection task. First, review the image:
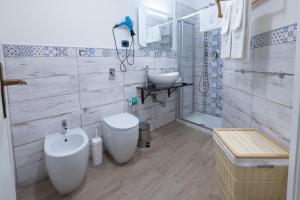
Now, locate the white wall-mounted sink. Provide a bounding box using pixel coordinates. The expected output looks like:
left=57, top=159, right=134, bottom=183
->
left=148, top=72, right=179, bottom=86
left=44, top=127, right=89, bottom=194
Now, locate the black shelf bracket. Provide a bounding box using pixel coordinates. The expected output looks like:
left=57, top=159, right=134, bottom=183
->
left=168, top=88, right=177, bottom=97
left=137, top=82, right=193, bottom=104
left=141, top=89, right=151, bottom=104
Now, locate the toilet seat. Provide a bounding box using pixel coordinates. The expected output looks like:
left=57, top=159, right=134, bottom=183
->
left=102, top=112, right=139, bottom=131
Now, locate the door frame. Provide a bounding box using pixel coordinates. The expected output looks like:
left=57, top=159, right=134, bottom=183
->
left=287, top=2, right=300, bottom=199
left=0, top=48, right=17, bottom=199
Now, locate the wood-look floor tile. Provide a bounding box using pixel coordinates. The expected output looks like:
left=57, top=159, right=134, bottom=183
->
left=18, top=122, right=218, bottom=200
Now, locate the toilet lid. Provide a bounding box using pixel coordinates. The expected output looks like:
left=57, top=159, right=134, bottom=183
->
left=102, top=112, right=139, bottom=130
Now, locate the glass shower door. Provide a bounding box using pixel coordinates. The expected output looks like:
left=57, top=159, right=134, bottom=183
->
left=178, top=20, right=195, bottom=119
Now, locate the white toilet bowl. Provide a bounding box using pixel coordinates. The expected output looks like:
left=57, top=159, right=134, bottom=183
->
left=102, top=112, right=139, bottom=164
left=44, top=128, right=89, bottom=194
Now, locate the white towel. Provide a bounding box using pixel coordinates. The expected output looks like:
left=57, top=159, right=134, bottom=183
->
left=220, top=1, right=233, bottom=59
left=221, top=32, right=232, bottom=59
left=221, top=1, right=233, bottom=35
left=230, top=0, right=244, bottom=31
left=146, top=26, right=161, bottom=43
left=231, top=0, right=250, bottom=59
left=199, top=5, right=222, bottom=32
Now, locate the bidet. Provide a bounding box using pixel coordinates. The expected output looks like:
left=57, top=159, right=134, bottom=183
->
left=44, top=128, right=89, bottom=194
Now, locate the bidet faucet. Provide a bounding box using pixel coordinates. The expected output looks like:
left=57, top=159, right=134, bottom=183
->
left=62, top=119, right=67, bottom=135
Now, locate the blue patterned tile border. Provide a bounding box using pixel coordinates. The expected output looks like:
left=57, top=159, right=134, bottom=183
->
left=253, top=23, right=297, bottom=48
left=3, top=45, right=77, bottom=57
left=4, top=23, right=295, bottom=57
left=3, top=44, right=176, bottom=58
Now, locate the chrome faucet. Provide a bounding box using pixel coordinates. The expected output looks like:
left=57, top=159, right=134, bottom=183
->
left=62, top=119, right=67, bottom=135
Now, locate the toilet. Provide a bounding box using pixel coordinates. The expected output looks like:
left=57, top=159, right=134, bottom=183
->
left=102, top=112, right=139, bottom=163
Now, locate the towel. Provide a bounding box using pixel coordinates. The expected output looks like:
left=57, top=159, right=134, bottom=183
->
left=199, top=5, right=222, bottom=32
left=220, top=1, right=233, bottom=59
left=231, top=0, right=250, bottom=59
left=221, top=32, right=232, bottom=59
left=221, top=1, right=234, bottom=35
left=146, top=25, right=161, bottom=43
left=230, top=0, right=244, bottom=30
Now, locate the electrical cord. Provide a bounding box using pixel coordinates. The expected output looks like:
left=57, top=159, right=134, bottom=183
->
left=112, top=27, right=135, bottom=72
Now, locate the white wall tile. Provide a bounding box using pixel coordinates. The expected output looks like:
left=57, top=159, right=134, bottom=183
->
left=222, top=86, right=252, bottom=116
left=81, top=101, right=125, bottom=126
left=80, top=86, right=124, bottom=109
left=8, top=76, right=79, bottom=102
left=79, top=72, right=123, bottom=92
left=155, top=111, right=176, bottom=129
left=16, top=159, right=47, bottom=186
left=78, top=57, right=120, bottom=74
left=222, top=69, right=253, bottom=93
left=5, top=57, right=78, bottom=79
left=14, top=140, right=44, bottom=168
left=10, top=93, right=80, bottom=124
left=251, top=96, right=292, bottom=141
left=254, top=43, right=296, bottom=74
left=253, top=74, right=294, bottom=107
left=222, top=102, right=252, bottom=128
left=12, top=110, right=81, bottom=147
left=124, top=70, right=146, bottom=85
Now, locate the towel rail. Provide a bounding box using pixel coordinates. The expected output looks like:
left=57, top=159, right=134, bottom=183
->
left=235, top=69, right=294, bottom=79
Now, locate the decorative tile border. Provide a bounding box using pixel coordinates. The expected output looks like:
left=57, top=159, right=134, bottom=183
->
left=3, top=23, right=297, bottom=57
left=3, top=45, right=77, bottom=57
left=3, top=44, right=176, bottom=58
left=253, top=23, right=297, bottom=48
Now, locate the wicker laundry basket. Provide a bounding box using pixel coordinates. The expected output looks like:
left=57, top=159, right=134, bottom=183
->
left=213, top=128, right=289, bottom=200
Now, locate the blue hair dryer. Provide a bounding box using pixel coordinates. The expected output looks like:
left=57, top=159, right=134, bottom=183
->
left=114, top=16, right=135, bottom=36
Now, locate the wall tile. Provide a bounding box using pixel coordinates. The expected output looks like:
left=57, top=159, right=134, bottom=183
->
left=10, top=93, right=80, bottom=124
left=155, top=111, right=176, bottom=129
left=8, top=75, right=79, bottom=102
left=16, top=159, right=47, bottom=186
left=253, top=73, right=294, bottom=107
left=222, top=102, right=252, bottom=128
left=79, top=72, right=123, bottom=92
left=253, top=43, right=296, bottom=74
left=14, top=140, right=44, bottom=168
left=80, top=86, right=124, bottom=109
left=81, top=101, right=125, bottom=126
left=222, top=69, right=253, bottom=93
left=251, top=96, right=292, bottom=141
left=12, top=111, right=81, bottom=147
left=78, top=57, right=120, bottom=74
left=222, top=86, right=252, bottom=116
left=124, top=70, right=146, bottom=85
left=5, top=57, right=78, bottom=79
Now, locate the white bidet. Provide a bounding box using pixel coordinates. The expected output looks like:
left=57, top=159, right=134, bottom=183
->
left=44, top=128, right=89, bottom=194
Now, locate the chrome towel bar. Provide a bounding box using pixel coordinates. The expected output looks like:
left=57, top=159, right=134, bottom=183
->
left=235, top=69, right=294, bottom=79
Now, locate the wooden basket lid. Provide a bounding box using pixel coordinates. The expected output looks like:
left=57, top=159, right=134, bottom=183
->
left=213, top=128, right=289, bottom=159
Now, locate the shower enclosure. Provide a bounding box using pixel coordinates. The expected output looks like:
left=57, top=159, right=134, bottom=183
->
left=177, top=14, right=223, bottom=130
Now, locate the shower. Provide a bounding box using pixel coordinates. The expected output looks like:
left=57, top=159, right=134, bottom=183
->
left=177, top=13, right=223, bottom=130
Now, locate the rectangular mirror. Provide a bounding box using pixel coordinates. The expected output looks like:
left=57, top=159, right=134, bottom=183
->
left=138, top=3, right=174, bottom=50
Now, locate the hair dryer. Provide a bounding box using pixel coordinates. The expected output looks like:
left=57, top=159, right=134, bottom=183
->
left=114, top=16, right=135, bottom=36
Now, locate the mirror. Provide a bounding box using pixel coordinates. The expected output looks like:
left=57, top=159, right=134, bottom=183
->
left=138, top=3, right=174, bottom=50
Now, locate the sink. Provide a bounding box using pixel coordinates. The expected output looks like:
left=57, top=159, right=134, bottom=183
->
left=44, top=128, right=89, bottom=194
left=148, top=71, right=180, bottom=86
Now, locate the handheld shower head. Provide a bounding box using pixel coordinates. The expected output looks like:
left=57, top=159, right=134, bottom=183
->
left=114, top=16, right=135, bottom=36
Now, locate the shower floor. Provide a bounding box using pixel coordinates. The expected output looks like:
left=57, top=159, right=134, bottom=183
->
left=183, top=112, right=222, bottom=129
